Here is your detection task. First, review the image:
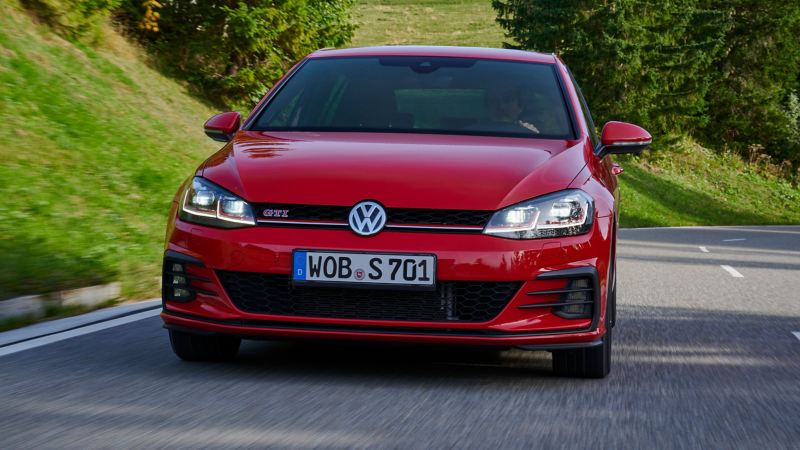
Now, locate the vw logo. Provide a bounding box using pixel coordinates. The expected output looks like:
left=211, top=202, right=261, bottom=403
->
left=348, top=201, right=387, bottom=236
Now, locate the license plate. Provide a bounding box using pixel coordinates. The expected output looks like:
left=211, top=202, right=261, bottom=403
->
left=292, top=250, right=436, bottom=288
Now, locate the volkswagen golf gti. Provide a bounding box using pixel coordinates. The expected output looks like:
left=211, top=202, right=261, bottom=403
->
left=160, top=46, right=651, bottom=378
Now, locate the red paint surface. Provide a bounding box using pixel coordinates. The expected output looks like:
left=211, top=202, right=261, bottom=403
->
left=201, top=132, right=584, bottom=210
left=204, top=111, right=241, bottom=135
left=601, top=121, right=652, bottom=145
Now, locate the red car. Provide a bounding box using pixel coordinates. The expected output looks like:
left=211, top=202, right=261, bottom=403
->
left=160, top=46, right=650, bottom=378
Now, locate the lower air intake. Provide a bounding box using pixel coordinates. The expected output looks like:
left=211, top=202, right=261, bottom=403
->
left=216, top=271, right=520, bottom=322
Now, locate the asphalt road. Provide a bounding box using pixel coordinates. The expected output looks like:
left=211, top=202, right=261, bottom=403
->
left=1, top=226, right=799, bottom=449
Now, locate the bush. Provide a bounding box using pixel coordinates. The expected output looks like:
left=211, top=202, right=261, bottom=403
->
left=22, top=0, right=122, bottom=40
left=118, top=0, right=355, bottom=109
left=493, top=0, right=727, bottom=138
left=786, top=92, right=800, bottom=148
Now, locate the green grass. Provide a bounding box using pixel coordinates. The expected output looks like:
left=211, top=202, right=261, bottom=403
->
left=619, top=140, right=800, bottom=227
left=352, top=0, right=507, bottom=48
left=0, top=0, right=218, bottom=300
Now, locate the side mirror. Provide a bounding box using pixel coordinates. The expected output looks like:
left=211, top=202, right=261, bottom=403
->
left=596, top=121, right=652, bottom=158
left=204, top=112, right=242, bottom=142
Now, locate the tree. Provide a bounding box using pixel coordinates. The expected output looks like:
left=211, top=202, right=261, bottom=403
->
left=701, top=1, right=800, bottom=161
left=493, top=0, right=727, bottom=137
left=119, top=0, right=356, bottom=109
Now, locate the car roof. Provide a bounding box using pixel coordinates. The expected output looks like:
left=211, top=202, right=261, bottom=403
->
left=307, top=45, right=557, bottom=64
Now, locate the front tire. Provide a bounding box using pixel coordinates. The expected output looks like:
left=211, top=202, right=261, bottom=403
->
left=552, top=329, right=612, bottom=378
left=169, top=329, right=241, bottom=361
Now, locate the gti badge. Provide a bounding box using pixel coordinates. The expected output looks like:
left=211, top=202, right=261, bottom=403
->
left=348, top=201, right=387, bottom=236
left=262, top=209, right=289, bottom=218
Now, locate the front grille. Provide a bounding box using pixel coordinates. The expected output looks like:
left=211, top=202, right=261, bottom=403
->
left=217, top=271, right=520, bottom=322
left=387, top=209, right=492, bottom=226
left=255, top=204, right=492, bottom=227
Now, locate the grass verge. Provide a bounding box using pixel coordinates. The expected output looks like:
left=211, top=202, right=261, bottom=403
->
left=0, top=0, right=218, bottom=300
left=0, top=299, right=118, bottom=332
left=619, top=140, right=800, bottom=227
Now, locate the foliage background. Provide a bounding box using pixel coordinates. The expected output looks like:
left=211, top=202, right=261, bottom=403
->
left=116, top=0, right=356, bottom=109
left=22, top=0, right=123, bottom=40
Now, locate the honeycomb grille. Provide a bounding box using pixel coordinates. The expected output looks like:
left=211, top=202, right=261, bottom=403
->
left=387, top=208, right=491, bottom=226
left=255, top=204, right=492, bottom=227
left=216, top=271, right=520, bottom=322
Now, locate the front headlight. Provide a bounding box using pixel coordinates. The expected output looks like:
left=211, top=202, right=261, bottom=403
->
left=179, top=177, right=255, bottom=228
left=483, top=190, right=593, bottom=239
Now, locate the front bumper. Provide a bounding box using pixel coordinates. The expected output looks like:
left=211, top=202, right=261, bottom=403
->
left=161, top=216, right=612, bottom=349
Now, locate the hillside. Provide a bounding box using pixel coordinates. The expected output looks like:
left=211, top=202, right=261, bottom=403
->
left=352, top=0, right=506, bottom=47
left=0, top=0, right=219, bottom=300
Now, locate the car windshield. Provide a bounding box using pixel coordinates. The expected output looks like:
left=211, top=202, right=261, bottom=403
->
left=251, top=56, right=574, bottom=139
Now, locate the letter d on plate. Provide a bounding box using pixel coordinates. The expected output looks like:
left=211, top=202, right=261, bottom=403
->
left=293, top=251, right=307, bottom=280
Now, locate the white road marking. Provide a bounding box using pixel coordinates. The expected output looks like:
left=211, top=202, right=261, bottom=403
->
left=0, top=309, right=160, bottom=357
left=699, top=246, right=709, bottom=253
left=720, top=265, right=744, bottom=278
left=723, top=238, right=746, bottom=242
left=793, top=332, right=800, bottom=343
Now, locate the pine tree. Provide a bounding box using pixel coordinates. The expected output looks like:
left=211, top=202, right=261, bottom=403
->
left=700, top=0, right=800, bottom=161
left=493, top=0, right=727, bottom=137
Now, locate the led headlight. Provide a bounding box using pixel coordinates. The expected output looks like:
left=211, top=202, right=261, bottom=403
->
left=179, top=177, right=255, bottom=228
left=484, top=190, right=593, bottom=239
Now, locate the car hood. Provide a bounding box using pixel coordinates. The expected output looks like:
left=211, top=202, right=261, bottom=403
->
left=201, top=131, right=587, bottom=210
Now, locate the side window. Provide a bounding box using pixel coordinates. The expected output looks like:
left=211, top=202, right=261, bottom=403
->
left=567, top=68, right=599, bottom=148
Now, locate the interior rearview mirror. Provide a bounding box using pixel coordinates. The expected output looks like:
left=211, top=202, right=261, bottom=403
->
left=204, top=111, right=242, bottom=142
left=596, top=121, right=652, bottom=158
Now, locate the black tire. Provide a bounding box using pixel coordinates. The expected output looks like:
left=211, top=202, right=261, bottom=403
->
left=552, top=328, right=612, bottom=378
left=168, top=329, right=241, bottom=362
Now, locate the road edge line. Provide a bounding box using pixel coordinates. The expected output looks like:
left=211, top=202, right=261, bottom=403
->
left=0, top=309, right=162, bottom=357
left=0, top=302, right=161, bottom=349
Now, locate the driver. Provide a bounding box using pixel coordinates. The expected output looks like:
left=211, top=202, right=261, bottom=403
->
left=486, top=86, right=540, bottom=134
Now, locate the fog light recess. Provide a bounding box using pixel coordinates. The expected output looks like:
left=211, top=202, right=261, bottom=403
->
left=554, top=277, right=594, bottom=319
left=163, top=260, right=196, bottom=302
left=161, top=251, right=216, bottom=302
